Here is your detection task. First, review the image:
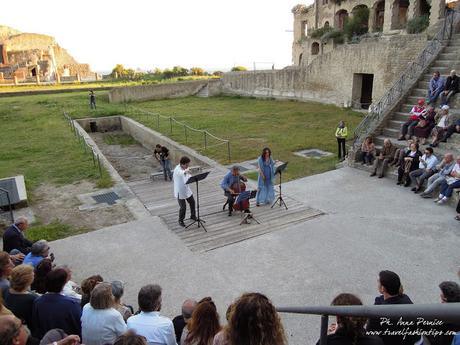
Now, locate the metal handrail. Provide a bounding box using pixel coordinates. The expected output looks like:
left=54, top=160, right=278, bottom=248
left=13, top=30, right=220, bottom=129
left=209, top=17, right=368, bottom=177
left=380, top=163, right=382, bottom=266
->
left=277, top=303, right=460, bottom=345
left=353, top=7, right=460, bottom=149
left=0, top=187, right=14, bottom=223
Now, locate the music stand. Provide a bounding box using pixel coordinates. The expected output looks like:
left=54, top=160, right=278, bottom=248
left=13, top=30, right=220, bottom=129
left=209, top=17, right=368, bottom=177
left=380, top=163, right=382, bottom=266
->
left=185, top=171, right=210, bottom=232
left=236, top=190, right=260, bottom=225
left=271, top=162, right=288, bottom=210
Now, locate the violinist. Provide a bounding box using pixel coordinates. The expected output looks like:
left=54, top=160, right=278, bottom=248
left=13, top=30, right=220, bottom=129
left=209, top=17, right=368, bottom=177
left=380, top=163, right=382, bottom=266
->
left=220, top=166, right=248, bottom=216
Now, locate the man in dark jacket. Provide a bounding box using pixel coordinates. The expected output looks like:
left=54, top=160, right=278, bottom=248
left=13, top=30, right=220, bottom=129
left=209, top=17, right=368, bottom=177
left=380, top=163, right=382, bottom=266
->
left=441, top=70, right=459, bottom=106
left=3, top=217, right=33, bottom=254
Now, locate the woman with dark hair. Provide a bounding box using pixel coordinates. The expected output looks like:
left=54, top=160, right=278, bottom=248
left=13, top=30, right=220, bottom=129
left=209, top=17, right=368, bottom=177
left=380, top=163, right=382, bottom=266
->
left=360, top=137, right=376, bottom=166
left=31, top=258, right=53, bottom=294
left=318, top=293, right=383, bottom=345
left=182, top=297, right=221, bottom=345
left=111, top=281, right=132, bottom=321
left=213, top=292, right=286, bottom=345
left=256, top=148, right=276, bottom=206
left=80, top=274, right=104, bottom=308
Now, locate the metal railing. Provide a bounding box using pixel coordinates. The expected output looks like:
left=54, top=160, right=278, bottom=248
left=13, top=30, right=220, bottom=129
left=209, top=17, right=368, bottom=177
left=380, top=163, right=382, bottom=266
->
left=124, top=105, right=232, bottom=162
left=63, top=111, right=103, bottom=178
left=0, top=187, right=14, bottom=223
left=353, top=7, right=460, bottom=149
left=277, top=303, right=460, bottom=345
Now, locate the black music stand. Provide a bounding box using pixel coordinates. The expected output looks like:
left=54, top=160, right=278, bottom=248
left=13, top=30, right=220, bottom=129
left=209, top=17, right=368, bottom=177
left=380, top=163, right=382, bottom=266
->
left=185, top=171, right=210, bottom=232
left=271, top=162, right=288, bottom=210
left=236, top=190, right=260, bottom=225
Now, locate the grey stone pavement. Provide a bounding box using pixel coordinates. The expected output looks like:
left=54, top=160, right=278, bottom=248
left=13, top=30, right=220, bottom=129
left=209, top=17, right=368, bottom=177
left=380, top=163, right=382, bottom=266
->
left=51, top=166, right=460, bottom=345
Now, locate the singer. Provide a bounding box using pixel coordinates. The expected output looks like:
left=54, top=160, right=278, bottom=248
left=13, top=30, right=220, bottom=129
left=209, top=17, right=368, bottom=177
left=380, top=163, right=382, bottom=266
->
left=173, top=156, right=197, bottom=227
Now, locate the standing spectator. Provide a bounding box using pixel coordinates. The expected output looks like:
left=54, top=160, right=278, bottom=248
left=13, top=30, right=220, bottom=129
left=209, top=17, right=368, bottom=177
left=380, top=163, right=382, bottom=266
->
left=370, top=139, right=396, bottom=178
left=360, top=136, right=376, bottom=166
left=4, top=265, right=38, bottom=329
left=32, top=268, right=82, bottom=338
left=80, top=275, right=104, bottom=308
left=127, top=284, right=177, bottom=345
left=89, top=90, right=96, bottom=109
left=420, top=153, right=455, bottom=198
left=181, top=297, right=221, bottom=345
left=398, top=99, right=425, bottom=140
left=335, top=121, right=348, bottom=161
left=413, top=106, right=436, bottom=144
left=430, top=105, right=452, bottom=147
left=440, top=70, right=459, bottom=106
left=173, top=299, right=198, bottom=343
left=3, top=217, right=33, bottom=255
left=23, top=240, right=52, bottom=269
left=427, top=71, right=445, bottom=104
left=213, top=292, right=286, bottom=345
left=434, top=155, right=460, bottom=204
left=30, top=258, right=53, bottom=294
left=256, top=147, right=276, bottom=206
left=173, top=157, right=196, bottom=228
left=111, top=280, right=132, bottom=322
left=409, top=147, right=438, bottom=193
left=81, top=282, right=127, bottom=345
left=397, top=142, right=421, bottom=187
left=154, top=144, right=173, bottom=181
left=0, top=252, right=14, bottom=298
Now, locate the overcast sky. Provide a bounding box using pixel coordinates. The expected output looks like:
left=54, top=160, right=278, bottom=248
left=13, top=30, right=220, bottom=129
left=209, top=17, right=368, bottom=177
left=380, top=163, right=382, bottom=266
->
left=1, top=0, right=312, bottom=72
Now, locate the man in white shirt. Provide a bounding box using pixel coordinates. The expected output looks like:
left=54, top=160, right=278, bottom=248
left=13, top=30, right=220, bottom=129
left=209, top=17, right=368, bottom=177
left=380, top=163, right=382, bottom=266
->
left=173, top=156, right=196, bottom=227
left=409, top=147, right=438, bottom=193
left=435, top=155, right=460, bottom=204
left=127, top=284, right=177, bottom=345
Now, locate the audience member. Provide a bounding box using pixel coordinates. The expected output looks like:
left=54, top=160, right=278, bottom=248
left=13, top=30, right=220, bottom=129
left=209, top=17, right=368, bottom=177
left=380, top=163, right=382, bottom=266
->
left=440, top=70, right=459, bottom=106
left=3, top=217, right=33, bottom=255
left=4, top=265, right=38, bottom=329
left=390, top=139, right=416, bottom=168
left=420, top=153, right=455, bottom=198
left=127, top=284, right=177, bottom=345
left=442, top=118, right=460, bottom=142
left=397, top=142, right=421, bottom=187
left=81, top=282, right=127, bottom=345
left=360, top=136, right=376, bottom=166
left=409, top=147, right=438, bottom=193
left=114, top=331, right=147, bottom=345
left=81, top=274, right=104, bottom=308
left=370, top=139, right=396, bottom=178
left=0, top=293, right=13, bottom=316
left=212, top=292, right=286, bottom=345
left=413, top=106, right=436, bottom=144
left=430, top=105, right=452, bottom=147
left=111, top=280, right=133, bottom=322
left=439, top=281, right=460, bottom=303
left=173, top=299, right=197, bottom=343
left=427, top=71, right=445, bottom=104
left=0, top=252, right=14, bottom=298
left=398, top=99, right=425, bottom=140
left=31, top=258, right=53, bottom=294
left=60, top=266, right=82, bottom=301
left=181, top=297, right=221, bottom=345
left=39, top=329, right=81, bottom=345
left=32, top=268, right=82, bottom=338
left=434, top=155, right=460, bottom=204
left=23, top=240, right=52, bottom=269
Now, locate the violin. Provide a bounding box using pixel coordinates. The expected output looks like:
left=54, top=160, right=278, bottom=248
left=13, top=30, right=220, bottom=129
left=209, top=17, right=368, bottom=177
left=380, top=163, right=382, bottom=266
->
left=231, top=179, right=250, bottom=211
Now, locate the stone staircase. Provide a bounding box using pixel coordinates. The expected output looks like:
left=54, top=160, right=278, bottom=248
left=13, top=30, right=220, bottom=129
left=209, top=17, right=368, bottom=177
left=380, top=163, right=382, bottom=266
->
left=352, top=33, right=460, bottom=205
left=195, top=84, right=209, bottom=98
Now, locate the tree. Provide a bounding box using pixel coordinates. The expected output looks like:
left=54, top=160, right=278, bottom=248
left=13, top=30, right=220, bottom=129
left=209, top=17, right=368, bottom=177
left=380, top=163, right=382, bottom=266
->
left=190, top=67, right=205, bottom=76
left=153, top=68, right=163, bottom=76
left=231, top=66, right=247, bottom=72
left=111, top=64, right=125, bottom=78
left=172, top=66, right=189, bottom=77
left=212, top=71, right=224, bottom=77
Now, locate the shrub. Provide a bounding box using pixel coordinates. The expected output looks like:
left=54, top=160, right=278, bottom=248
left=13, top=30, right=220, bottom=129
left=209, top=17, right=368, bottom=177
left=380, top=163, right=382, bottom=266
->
left=322, top=30, right=345, bottom=44
left=407, top=15, right=429, bottom=34
left=310, top=26, right=333, bottom=39
left=343, top=7, right=370, bottom=40
left=231, top=66, right=248, bottom=72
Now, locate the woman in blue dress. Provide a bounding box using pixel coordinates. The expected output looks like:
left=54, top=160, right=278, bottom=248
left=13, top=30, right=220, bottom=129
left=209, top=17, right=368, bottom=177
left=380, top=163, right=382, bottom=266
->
left=256, top=147, right=276, bottom=206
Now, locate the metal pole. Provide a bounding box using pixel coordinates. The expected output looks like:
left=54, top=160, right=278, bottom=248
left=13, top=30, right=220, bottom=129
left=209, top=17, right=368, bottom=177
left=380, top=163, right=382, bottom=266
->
left=157, top=114, right=160, bottom=128
left=97, top=154, right=102, bottom=177
left=204, top=131, right=207, bottom=149
left=91, top=149, right=96, bottom=166
left=170, top=117, right=173, bottom=134
left=319, top=315, right=329, bottom=345
left=184, top=125, right=188, bottom=143
left=227, top=141, right=231, bottom=162
left=5, top=190, right=14, bottom=223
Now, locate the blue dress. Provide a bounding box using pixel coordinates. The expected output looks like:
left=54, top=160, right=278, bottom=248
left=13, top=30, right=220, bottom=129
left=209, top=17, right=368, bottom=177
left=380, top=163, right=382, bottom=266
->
left=256, top=156, right=275, bottom=204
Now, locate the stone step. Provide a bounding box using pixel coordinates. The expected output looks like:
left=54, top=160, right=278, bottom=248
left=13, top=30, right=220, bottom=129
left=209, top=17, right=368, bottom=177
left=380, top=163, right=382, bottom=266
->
left=428, top=66, right=456, bottom=73
left=435, top=60, right=459, bottom=67
left=443, top=46, right=460, bottom=53
left=382, top=127, right=400, bottom=137
left=411, top=88, right=427, bottom=97
left=449, top=40, right=460, bottom=46
left=388, top=119, right=405, bottom=130
left=439, top=52, right=459, bottom=60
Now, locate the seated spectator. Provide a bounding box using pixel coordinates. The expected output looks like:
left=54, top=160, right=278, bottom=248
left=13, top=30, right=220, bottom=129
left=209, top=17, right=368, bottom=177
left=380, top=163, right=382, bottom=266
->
left=181, top=297, right=220, bottom=345
left=4, top=265, right=38, bottom=329
left=60, top=266, right=81, bottom=301
left=31, top=258, right=53, bottom=294
left=173, top=299, right=197, bottom=343
left=441, top=118, right=460, bottom=142
left=40, top=329, right=81, bottom=345
left=127, top=284, right=176, bottom=345
left=0, top=293, right=12, bottom=316
left=397, top=142, right=421, bottom=187
left=390, top=139, right=415, bottom=168
left=212, top=292, right=286, bottom=345
left=434, top=155, right=460, bottom=205
left=360, top=136, right=376, bottom=166
left=81, top=282, right=127, bottom=345
left=413, top=106, right=436, bottom=144
left=111, top=281, right=132, bottom=322
left=114, top=331, right=147, bottom=345
left=316, top=293, right=383, bottom=345
left=3, top=217, right=33, bottom=255
left=0, top=252, right=14, bottom=298
left=23, top=240, right=52, bottom=269
left=420, top=153, right=455, bottom=198
left=366, top=271, right=417, bottom=345
left=370, top=139, right=396, bottom=178
left=427, top=71, right=445, bottom=105
left=440, top=70, right=459, bottom=106
left=430, top=105, right=452, bottom=147
left=32, top=268, right=82, bottom=338
left=398, top=99, right=425, bottom=140
left=409, top=147, right=438, bottom=193
left=81, top=275, right=104, bottom=308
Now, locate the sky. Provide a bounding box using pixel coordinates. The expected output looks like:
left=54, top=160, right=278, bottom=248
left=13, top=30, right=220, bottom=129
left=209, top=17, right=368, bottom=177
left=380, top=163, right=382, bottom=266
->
left=1, top=0, right=312, bottom=73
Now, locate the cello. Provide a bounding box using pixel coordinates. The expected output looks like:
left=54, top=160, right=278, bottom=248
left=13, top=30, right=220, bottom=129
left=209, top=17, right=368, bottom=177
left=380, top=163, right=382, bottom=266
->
left=231, top=178, right=250, bottom=212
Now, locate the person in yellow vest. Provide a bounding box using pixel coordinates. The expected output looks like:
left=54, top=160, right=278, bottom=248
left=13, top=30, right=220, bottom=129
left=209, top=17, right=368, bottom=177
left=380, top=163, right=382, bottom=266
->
left=335, top=120, right=348, bottom=161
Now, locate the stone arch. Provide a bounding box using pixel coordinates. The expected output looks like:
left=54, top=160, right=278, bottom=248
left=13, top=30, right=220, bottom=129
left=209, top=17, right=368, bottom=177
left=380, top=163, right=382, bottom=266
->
left=334, top=9, right=349, bottom=31
left=351, top=4, right=370, bottom=33
left=311, top=42, right=320, bottom=55
left=372, top=0, right=385, bottom=31
left=324, top=20, right=330, bottom=28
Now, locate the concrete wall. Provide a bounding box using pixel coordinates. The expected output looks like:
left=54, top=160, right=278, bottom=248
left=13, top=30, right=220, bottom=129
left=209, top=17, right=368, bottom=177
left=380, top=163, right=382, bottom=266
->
left=108, top=79, right=222, bottom=103
left=76, top=117, right=122, bottom=133
left=222, top=34, right=427, bottom=106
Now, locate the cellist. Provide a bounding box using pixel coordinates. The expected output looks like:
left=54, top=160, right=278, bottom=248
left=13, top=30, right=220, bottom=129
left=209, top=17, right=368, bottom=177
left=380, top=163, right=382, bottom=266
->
left=220, top=166, right=248, bottom=217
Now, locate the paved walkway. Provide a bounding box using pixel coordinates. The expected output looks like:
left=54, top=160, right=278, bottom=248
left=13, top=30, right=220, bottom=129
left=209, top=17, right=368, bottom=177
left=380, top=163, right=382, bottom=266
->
left=51, top=167, right=459, bottom=345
